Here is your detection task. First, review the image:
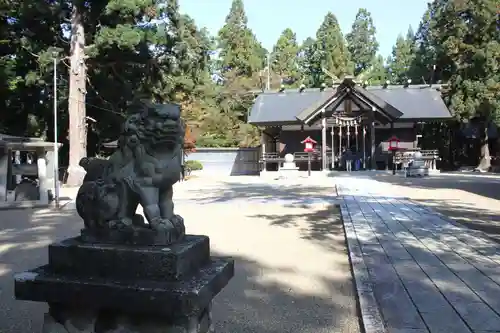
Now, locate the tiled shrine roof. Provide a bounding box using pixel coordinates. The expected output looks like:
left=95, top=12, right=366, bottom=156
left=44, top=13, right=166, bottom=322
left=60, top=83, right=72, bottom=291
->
left=248, top=79, right=452, bottom=126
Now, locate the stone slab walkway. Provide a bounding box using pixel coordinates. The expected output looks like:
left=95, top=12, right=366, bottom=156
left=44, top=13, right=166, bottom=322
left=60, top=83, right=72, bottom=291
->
left=337, top=177, right=500, bottom=333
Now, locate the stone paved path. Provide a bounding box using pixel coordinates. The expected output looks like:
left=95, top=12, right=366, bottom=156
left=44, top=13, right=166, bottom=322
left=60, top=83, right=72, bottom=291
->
left=336, top=176, right=500, bottom=333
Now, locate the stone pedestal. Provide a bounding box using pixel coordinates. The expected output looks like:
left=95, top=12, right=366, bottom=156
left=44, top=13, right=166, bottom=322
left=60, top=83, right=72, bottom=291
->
left=14, top=235, right=234, bottom=332
left=405, top=152, right=429, bottom=177
left=279, top=153, right=300, bottom=179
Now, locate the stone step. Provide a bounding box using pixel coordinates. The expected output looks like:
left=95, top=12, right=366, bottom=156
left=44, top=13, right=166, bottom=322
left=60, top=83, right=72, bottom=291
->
left=14, top=258, right=233, bottom=319
left=47, top=235, right=210, bottom=280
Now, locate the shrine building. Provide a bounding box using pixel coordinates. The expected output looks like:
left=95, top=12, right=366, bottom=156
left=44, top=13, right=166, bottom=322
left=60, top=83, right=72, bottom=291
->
left=248, top=76, right=452, bottom=172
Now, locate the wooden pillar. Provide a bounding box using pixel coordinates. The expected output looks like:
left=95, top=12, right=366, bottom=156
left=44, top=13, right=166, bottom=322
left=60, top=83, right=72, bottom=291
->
left=338, top=124, right=343, bottom=158
left=371, top=121, right=376, bottom=170
left=331, top=125, right=335, bottom=170
left=321, top=110, right=327, bottom=171
left=370, top=107, right=376, bottom=170
left=387, top=122, right=394, bottom=171
left=362, top=125, right=366, bottom=169
left=261, top=131, right=266, bottom=173
left=355, top=124, right=359, bottom=152
left=347, top=124, right=351, bottom=149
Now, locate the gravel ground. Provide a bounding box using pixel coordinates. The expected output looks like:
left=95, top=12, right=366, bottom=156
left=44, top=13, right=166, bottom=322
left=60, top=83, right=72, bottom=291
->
left=0, top=176, right=360, bottom=333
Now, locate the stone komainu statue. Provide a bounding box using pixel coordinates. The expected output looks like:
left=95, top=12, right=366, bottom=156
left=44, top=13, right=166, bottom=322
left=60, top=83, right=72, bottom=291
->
left=75, top=101, right=185, bottom=240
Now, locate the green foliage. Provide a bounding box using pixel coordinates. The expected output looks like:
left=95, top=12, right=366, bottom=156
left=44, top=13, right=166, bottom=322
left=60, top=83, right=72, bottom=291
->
left=365, top=55, right=389, bottom=85
left=404, top=0, right=500, bottom=168
left=185, top=160, right=203, bottom=171
left=217, top=0, right=265, bottom=76
left=346, top=8, right=379, bottom=76
left=387, top=27, right=416, bottom=84
left=1, top=0, right=498, bottom=166
left=297, top=37, right=321, bottom=87
left=314, top=12, right=354, bottom=83
left=425, top=0, right=500, bottom=123
left=271, top=28, right=300, bottom=86
left=298, top=13, right=353, bottom=87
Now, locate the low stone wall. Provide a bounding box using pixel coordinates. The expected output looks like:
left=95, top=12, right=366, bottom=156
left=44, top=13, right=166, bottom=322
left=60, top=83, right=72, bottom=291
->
left=185, top=147, right=260, bottom=176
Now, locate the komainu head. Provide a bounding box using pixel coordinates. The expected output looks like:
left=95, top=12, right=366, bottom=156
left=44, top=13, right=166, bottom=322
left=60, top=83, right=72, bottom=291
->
left=123, top=101, right=185, bottom=150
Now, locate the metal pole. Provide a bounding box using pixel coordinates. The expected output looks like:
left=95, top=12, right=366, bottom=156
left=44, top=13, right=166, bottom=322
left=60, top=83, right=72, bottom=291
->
left=307, top=152, right=311, bottom=177
left=392, top=151, right=396, bottom=175
left=53, top=56, right=60, bottom=208
left=266, top=54, right=271, bottom=90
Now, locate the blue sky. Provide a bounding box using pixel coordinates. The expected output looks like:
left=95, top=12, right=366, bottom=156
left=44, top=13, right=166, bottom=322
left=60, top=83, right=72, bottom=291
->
left=178, top=0, right=431, bottom=59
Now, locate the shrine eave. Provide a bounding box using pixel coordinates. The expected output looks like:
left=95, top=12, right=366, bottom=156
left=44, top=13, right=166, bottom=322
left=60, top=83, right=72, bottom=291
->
left=248, top=79, right=452, bottom=126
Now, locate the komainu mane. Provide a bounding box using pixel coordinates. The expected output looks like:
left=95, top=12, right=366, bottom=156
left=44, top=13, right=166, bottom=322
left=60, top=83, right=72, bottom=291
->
left=75, top=101, right=185, bottom=242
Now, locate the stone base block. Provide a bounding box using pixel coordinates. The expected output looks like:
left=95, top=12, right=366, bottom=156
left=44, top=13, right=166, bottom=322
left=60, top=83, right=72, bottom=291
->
left=48, top=235, right=210, bottom=280
left=406, top=166, right=429, bottom=177
left=15, top=258, right=233, bottom=318
left=42, top=302, right=214, bottom=333
left=80, top=214, right=185, bottom=246
left=278, top=169, right=301, bottom=179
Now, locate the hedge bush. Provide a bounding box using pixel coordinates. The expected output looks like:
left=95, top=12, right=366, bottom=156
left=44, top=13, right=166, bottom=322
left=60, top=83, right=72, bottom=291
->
left=185, top=160, right=203, bottom=171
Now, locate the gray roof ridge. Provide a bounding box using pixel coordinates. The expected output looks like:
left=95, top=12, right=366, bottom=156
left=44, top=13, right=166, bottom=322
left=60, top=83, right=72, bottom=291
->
left=256, top=84, right=445, bottom=95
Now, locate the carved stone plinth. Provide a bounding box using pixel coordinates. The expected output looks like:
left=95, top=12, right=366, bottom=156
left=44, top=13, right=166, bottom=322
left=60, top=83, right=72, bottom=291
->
left=14, top=235, right=234, bottom=332
left=79, top=214, right=185, bottom=246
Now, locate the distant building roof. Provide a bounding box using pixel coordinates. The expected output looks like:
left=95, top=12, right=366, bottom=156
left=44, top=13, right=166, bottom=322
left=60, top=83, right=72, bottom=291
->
left=248, top=82, right=452, bottom=126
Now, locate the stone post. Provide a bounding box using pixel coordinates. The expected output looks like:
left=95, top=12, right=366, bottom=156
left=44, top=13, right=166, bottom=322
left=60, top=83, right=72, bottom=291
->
left=14, top=150, right=21, bottom=185
left=0, top=146, right=8, bottom=201
left=36, top=147, right=49, bottom=204
left=46, top=149, right=57, bottom=194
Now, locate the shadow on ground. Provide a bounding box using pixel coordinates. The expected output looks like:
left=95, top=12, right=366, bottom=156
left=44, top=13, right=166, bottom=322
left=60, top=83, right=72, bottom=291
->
left=373, top=174, right=500, bottom=242
left=177, top=181, right=334, bottom=205
left=340, top=193, right=500, bottom=332
left=251, top=204, right=346, bottom=252
left=411, top=198, right=500, bottom=242
left=212, top=251, right=360, bottom=333
left=374, top=173, right=500, bottom=201
left=1, top=201, right=360, bottom=332
left=0, top=207, right=81, bottom=332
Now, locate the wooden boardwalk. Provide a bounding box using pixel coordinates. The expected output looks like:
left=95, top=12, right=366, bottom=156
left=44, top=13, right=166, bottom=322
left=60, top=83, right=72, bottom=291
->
left=337, top=177, right=500, bottom=333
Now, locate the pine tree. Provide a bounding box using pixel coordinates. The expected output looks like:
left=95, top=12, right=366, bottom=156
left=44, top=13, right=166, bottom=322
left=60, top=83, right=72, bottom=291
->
left=217, top=0, right=264, bottom=77
left=346, top=8, right=379, bottom=76
left=367, top=55, right=389, bottom=85
left=297, top=37, right=322, bottom=87
left=1, top=0, right=69, bottom=141
left=314, top=12, right=353, bottom=84
left=410, top=7, right=437, bottom=84
left=271, top=28, right=300, bottom=86
left=387, top=27, right=416, bottom=84
left=66, top=1, right=87, bottom=185
left=426, top=0, right=500, bottom=169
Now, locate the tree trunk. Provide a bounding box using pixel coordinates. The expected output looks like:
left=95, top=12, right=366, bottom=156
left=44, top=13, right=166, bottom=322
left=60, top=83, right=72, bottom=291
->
left=66, top=4, right=87, bottom=186
left=476, top=122, right=491, bottom=171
